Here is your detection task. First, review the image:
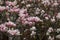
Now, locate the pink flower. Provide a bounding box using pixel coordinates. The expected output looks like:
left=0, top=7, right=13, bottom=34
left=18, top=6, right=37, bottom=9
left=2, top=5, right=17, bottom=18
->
left=0, top=6, right=5, bottom=11
left=21, top=17, right=25, bottom=20
left=6, top=0, right=17, bottom=6
left=5, top=6, right=9, bottom=10
left=8, top=29, right=20, bottom=35
left=48, top=27, right=53, bottom=33
left=21, top=21, right=25, bottom=24
left=27, top=17, right=35, bottom=22
left=8, top=8, right=20, bottom=13
left=56, top=13, right=60, bottom=19
left=28, top=22, right=34, bottom=26
left=0, top=24, right=8, bottom=32
left=11, top=0, right=17, bottom=6
left=19, top=13, right=26, bottom=17
left=14, top=8, right=20, bottom=13
left=8, top=9, right=14, bottom=12
left=5, top=21, right=16, bottom=27
left=25, top=13, right=29, bottom=17
left=34, top=17, right=40, bottom=22
left=22, top=21, right=28, bottom=25
left=5, top=1, right=10, bottom=5
left=24, top=21, right=29, bottom=24
left=26, top=16, right=40, bottom=22
left=35, top=11, right=40, bottom=15
left=19, top=8, right=27, bottom=14
left=5, top=1, right=12, bottom=6
left=13, top=5, right=19, bottom=9
left=45, top=16, right=49, bottom=20
left=52, top=1, right=59, bottom=7
left=43, top=13, right=48, bottom=17
left=43, top=14, right=51, bottom=20
left=42, top=0, right=50, bottom=6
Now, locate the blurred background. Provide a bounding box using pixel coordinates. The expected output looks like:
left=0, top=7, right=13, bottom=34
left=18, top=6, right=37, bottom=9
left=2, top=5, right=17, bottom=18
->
left=0, top=0, right=60, bottom=40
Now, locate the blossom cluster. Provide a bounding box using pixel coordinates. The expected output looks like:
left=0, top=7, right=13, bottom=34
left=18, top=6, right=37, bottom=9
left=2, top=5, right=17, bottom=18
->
left=0, top=0, right=60, bottom=40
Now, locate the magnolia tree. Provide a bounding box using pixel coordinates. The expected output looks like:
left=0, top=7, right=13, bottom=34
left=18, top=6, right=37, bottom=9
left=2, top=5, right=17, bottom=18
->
left=0, top=0, right=60, bottom=40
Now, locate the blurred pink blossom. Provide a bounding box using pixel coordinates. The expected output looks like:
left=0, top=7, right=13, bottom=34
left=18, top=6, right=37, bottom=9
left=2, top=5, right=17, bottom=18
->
left=7, top=29, right=20, bottom=35
left=34, top=17, right=40, bottom=22
left=56, top=13, right=60, bottom=19
left=5, top=21, right=16, bottom=27
left=0, top=24, right=8, bottom=32
left=5, top=6, right=10, bottom=10
left=0, top=6, right=5, bottom=11
left=52, top=1, right=59, bottom=7
left=8, top=8, right=20, bottom=13
left=5, top=0, right=17, bottom=6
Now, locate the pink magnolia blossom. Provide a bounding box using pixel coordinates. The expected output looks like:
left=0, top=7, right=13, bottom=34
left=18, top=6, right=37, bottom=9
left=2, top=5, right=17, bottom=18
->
left=8, top=8, right=20, bottom=13
left=27, top=17, right=40, bottom=22
left=0, top=24, right=8, bottom=32
left=19, top=8, right=27, bottom=14
left=27, top=17, right=34, bottom=22
left=42, top=0, right=51, bottom=6
left=14, top=8, right=20, bottom=13
left=5, top=6, right=10, bottom=10
left=13, top=5, right=19, bottom=9
left=19, top=13, right=26, bottom=17
left=22, top=21, right=28, bottom=25
left=5, top=1, right=10, bottom=5
left=25, top=13, right=29, bottom=17
left=43, top=14, right=51, bottom=20
left=28, top=22, right=35, bottom=26
left=5, top=21, right=16, bottom=27
left=34, top=17, right=40, bottom=22
left=0, top=6, right=6, bottom=11
left=6, top=0, right=17, bottom=6
left=8, top=9, right=14, bottom=12
left=24, top=21, right=29, bottom=24
left=7, top=29, right=20, bottom=35
left=11, top=0, right=17, bottom=6
left=48, top=27, right=53, bottom=33
left=18, top=8, right=40, bottom=26
left=35, top=11, right=40, bottom=15
left=45, top=16, right=49, bottom=20
left=5, top=1, right=12, bottom=6
left=52, top=1, right=59, bottom=7
left=56, top=13, right=60, bottom=19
